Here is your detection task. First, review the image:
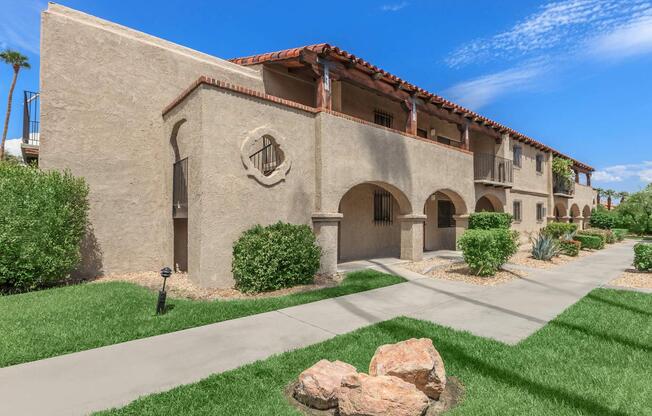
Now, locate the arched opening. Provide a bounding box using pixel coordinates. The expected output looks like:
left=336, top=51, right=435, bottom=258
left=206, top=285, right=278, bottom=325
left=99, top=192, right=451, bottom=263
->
left=423, top=190, right=467, bottom=251
left=170, top=119, right=188, bottom=272
left=582, top=205, right=591, bottom=229
left=338, top=182, right=411, bottom=262
left=475, top=194, right=503, bottom=213
left=569, top=204, right=581, bottom=224
left=554, top=202, right=567, bottom=222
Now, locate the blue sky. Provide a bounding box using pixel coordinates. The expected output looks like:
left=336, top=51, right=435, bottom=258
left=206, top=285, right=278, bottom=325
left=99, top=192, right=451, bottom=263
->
left=1, top=0, right=650, bottom=192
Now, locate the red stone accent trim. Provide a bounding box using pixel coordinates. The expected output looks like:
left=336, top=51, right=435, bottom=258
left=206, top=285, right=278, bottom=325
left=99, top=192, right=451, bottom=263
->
left=162, top=76, right=473, bottom=156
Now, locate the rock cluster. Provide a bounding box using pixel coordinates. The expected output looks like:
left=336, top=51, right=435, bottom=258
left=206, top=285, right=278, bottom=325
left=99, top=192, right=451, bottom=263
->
left=293, top=338, right=447, bottom=416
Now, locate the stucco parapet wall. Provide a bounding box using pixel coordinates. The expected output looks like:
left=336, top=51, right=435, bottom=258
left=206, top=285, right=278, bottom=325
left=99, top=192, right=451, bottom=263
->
left=163, top=76, right=473, bottom=157
left=312, top=213, right=344, bottom=222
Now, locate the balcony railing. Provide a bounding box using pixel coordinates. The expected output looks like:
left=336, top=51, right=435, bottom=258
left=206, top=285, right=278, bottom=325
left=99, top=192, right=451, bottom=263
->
left=22, top=91, right=39, bottom=146
left=553, top=174, right=575, bottom=197
left=474, top=153, right=513, bottom=186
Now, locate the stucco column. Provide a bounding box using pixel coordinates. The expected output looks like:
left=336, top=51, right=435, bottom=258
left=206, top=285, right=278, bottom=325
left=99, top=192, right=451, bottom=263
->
left=582, top=216, right=591, bottom=229
left=453, top=214, right=469, bottom=248
left=398, top=214, right=426, bottom=261
left=312, top=212, right=342, bottom=275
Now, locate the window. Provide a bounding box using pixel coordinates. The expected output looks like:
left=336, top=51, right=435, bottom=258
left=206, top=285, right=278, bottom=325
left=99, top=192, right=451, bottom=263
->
left=373, top=190, right=393, bottom=225
left=417, top=128, right=428, bottom=139
left=437, top=136, right=461, bottom=148
left=513, top=201, right=522, bottom=222
left=437, top=200, right=456, bottom=228
left=513, top=145, right=522, bottom=167
left=536, top=154, right=544, bottom=173
left=249, top=135, right=282, bottom=177
left=536, top=203, right=545, bottom=222
left=374, top=109, right=393, bottom=128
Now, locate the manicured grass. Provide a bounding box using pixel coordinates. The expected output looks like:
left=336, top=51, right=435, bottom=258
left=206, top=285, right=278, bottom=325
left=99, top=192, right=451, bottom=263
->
left=96, top=289, right=651, bottom=416
left=0, top=270, right=404, bottom=368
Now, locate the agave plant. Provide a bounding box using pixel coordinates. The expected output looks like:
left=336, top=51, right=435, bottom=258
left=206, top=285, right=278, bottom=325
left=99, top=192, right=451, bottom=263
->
left=531, top=233, right=561, bottom=261
left=561, top=231, right=576, bottom=242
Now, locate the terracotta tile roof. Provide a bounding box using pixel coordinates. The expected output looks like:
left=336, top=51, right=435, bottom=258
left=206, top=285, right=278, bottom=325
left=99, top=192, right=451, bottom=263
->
left=230, top=44, right=594, bottom=172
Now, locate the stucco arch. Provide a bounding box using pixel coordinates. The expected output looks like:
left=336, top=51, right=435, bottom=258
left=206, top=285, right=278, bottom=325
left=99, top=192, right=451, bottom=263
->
left=475, top=193, right=504, bottom=213
left=569, top=204, right=581, bottom=220
left=423, top=189, right=468, bottom=251
left=337, top=181, right=413, bottom=215
left=554, top=201, right=568, bottom=220
left=582, top=205, right=592, bottom=229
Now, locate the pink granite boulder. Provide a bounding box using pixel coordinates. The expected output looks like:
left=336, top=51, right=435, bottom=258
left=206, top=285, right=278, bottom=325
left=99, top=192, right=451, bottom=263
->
left=294, top=359, right=358, bottom=409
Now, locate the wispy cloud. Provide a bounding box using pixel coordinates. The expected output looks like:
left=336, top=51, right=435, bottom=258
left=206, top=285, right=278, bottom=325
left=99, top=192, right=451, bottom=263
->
left=0, top=0, right=46, bottom=55
left=588, top=10, right=652, bottom=59
left=381, top=2, right=409, bottom=12
left=446, top=0, right=652, bottom=67
left=593, top=161, right=652, bottom=183
left=444, top=60, right=551, bottom=109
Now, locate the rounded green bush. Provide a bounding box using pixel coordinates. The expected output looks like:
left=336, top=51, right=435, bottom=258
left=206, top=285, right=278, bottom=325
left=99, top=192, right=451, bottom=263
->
left=633, top=243, right=652, bottom=272
left=575, top=234, right=604, bottom=250
left=457, top=229, right=518, bottom=276
left=0, top=162, right=89, bottom=292
left=612, top=228, right=627, bottom=241
left=559, top=240, right=580, bottom=257
left=578, top=229, right=612, bottom=245
left=468, top=212, right=513, bottom=230
left=541, top=222, right=578, bottom=239
left=232, top=222, right=321, bottom=293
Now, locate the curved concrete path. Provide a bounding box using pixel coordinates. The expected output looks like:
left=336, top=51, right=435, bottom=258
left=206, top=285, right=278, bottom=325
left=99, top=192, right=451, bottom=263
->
left=0, top=241, right=638, bottom=416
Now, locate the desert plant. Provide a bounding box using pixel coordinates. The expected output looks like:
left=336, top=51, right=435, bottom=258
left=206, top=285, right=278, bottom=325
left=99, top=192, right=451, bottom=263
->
left=633, top=243, right=652, bottom=272
left=0, top=49, right=30, bottom=160
left=559, top=240, right=580, bottom=257
left=530, top=233, right=560, bottom=260
left=541, top=222, right=578, bottom=239
left=232, top=222, right=321, bottom=293
left=575, top=234, right=604, bottom=250
left=468, top=212, right=513, bottom=230
left=457, top=228, right=518, bottom=276
left=0, top=162, right=89, bottom=292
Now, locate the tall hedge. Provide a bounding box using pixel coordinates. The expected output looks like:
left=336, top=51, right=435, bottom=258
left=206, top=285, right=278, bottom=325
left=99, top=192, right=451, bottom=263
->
left=0, top=163, right=89, bottom=292
left=232, top=222, right=321, bottom=293
left=468, top=212, right=513, bottom=230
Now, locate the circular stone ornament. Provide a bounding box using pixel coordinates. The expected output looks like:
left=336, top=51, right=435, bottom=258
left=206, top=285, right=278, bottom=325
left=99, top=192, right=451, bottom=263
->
left=240, top=126, right=292, bottom=186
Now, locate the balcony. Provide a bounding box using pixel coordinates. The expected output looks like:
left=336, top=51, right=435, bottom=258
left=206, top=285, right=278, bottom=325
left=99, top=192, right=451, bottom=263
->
left=21, top=91, right=39, bottom=164
left=474, top=153, right=513, bottom=188
left=553, top=174, right=575, bottom=198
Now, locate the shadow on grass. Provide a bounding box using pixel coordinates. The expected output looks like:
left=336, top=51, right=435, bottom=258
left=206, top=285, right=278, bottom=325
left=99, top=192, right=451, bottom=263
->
left=375, top=319, right=631, bottom=416
left=587, top=291, right=652, bottom=317
left=550, top=319, right=650, bottom=352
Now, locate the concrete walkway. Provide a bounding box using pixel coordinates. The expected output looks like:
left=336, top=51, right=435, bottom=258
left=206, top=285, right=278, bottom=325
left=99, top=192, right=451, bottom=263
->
left=0, top=241, right=639, bottom=416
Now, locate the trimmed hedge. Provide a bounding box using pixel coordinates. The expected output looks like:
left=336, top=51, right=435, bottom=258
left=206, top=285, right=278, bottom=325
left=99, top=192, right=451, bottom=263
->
left=232, top=222, right=321, bottom=293
left=612, top=228, right=627, bottom=241
left=633, top=243, right=652, bottom=272
left=575, top=234, right=604, bottom=250
left=542, top=222, right=578, bottom=239
left=468, top=212, right=513, bottom=230
left=589, top=206, right=621, bottom=230
left=457, top=228, right=518, bottom=276
left=559, top=240, right=580, bottom=257
left=578, top=228, right=613, bottom=245
left=0, top=163, right=89, bottom=292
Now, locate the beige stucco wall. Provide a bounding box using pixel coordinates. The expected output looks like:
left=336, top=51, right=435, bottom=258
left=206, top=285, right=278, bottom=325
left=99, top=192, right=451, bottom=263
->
left=39, top=4, right=263, bottom=278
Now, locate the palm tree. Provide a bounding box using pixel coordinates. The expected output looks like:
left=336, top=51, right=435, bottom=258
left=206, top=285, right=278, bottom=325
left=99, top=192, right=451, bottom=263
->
left=618, top=191, right=629, bottom=204
left=605, top=189, right=616, bottom=210
left=594, top=188, right=604, bottom=206
left=0, top=50, right=30, bottom=161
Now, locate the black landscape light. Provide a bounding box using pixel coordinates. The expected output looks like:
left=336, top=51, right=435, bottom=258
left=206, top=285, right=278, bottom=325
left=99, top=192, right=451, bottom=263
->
left=156, top=267, right=173, bottom=315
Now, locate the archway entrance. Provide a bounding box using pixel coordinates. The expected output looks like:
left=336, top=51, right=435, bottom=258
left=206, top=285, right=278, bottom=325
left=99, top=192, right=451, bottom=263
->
left=475, top=194, right=502, bottom=212
left=338, top=182, right=411, bottom=263
left=582, top=205, right=591, bottom=229
left=569, top=204, right=581, bottom=224
left=554, top=202, right=567, bottom=222
left=423, top=190, right=467, bottom=251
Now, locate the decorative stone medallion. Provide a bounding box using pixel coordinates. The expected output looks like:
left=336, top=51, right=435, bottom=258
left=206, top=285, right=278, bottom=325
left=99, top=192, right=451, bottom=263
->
left=240, top=126, right=292, bottom=186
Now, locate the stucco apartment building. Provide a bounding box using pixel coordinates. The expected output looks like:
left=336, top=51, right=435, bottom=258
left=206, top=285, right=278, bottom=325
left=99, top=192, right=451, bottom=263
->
left=27, top=4, right=596, bottom=287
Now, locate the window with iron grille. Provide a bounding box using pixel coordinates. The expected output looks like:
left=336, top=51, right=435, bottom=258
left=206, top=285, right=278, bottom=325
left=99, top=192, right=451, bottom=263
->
left=536, top=154, right=544, bottom=173
left=437, top=200, right=455, bottom=228
left=249, top=135, right=282, bottom=176
left=373, top=190, right=393, bottom=225
left=417, top=128, right=428, bottom=138
left=437, top=136, right=461, bottom=148
left=536, top=203, right=545, bottom=222
left=513, top=146, right=522, bottom=167
left=374, top=109, right=393, bottom=128
left=513, top=200, right=522, bottom=222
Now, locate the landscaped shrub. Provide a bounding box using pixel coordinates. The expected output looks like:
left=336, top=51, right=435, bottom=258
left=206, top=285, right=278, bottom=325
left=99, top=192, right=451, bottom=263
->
left=612, top=228, right=628, bottom=241
left=578, top=228, right=613, bottom=244
left=531, top=233, right=560, bottom=260
left=589, top=206, right=622, bottom=230
left=633, top=243, right=652, bottom=272
left=468, top=212, right=513, bottom=230
left=559, top=240, right=581, bottom=257
left=617, top=185, right=652, bottom=235
left=457, top=229, right=518, bottom=276
left=0, top=162, right=89, bottom=292
left=541, top=222, right=578, bottom=239
left=232, top=222, right=321, bottom=293
left=575, top=234, right=604, bottom=250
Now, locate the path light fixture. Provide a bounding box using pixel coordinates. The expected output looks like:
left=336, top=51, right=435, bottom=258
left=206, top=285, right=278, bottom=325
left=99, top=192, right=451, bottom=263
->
left=156, top=267, right=172, bottom=315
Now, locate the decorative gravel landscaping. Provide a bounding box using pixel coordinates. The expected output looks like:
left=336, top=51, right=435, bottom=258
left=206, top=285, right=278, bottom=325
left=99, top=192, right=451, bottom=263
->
left=95, top=288, right=652, bottom=416
left=420, top=263, right=525, bottom=286
left=508, top=248, right=593, bottom=270
left=610, top=269, right=652, bottom=290
left=0, top=270, right=405, bottom=368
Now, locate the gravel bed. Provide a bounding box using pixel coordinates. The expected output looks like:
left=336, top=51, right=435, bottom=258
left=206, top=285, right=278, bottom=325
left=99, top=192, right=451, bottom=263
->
left=609, top=269, right=652, bottom=290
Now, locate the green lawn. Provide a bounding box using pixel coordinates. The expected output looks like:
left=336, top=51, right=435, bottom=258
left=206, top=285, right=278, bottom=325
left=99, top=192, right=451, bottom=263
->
left=0, top=270, right=404, bottom=367
left=96, top=289, right=651, bottom=416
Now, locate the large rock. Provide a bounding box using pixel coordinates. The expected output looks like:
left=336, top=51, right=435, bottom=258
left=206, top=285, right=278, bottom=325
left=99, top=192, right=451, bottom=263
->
left=369, top=338, right=446, bottom=400
left=338, top=373, right=430, bottom=416
left=294, top=359, right=358, bottom=410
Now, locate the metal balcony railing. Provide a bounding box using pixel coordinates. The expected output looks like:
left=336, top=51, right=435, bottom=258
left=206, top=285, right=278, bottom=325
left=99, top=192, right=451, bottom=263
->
left=474, top=153, right=513, bottom=185
left=553, top=174, right=575, bottom=196
left=22, top=91, right=39, bottom=146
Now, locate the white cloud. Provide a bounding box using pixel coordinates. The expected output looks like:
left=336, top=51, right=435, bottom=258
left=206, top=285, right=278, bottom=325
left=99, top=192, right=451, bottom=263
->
left=443, top=61, right=549, bottom=109
left=0, top=0, right=46, bottom=54
left=588, top=11, right=652, bottom=59
left=381, top=2, right=409, bottom=12
left=4, top=138, right=22, bottom=157
left=593, top=161, right=652, bottom=183
left=446, top=0, right=652, bottom=67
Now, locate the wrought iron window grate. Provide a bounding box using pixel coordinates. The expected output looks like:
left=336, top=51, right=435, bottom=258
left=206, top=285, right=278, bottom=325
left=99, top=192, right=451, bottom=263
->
left=249, top=136, right=281, bottom=176
left=373, top=190, right=393, bottom=225
left=373, top=109, right=393, bottom=128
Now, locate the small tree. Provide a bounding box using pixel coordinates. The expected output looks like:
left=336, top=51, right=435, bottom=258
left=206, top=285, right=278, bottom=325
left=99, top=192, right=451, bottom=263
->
left=605, top=189, right=616, bottom=210
left=595, top=188, right=604, bottom=206
left=617, top=187, right=652, bottom=235
left=0, top=50, right=30, bottom=160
